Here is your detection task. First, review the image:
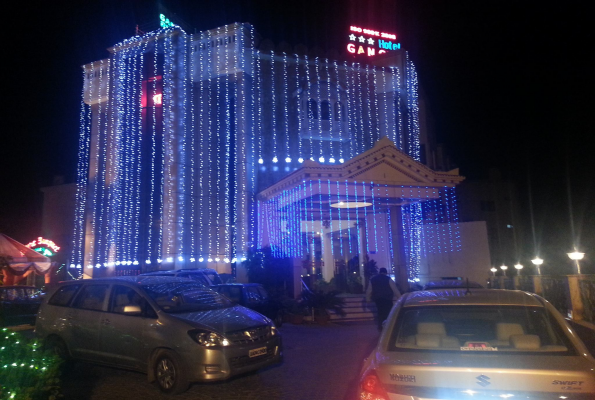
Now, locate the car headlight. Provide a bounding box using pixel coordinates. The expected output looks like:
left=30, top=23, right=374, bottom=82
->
left=269, top=324, right=279, bottom=337
left=188, top=329, right=230, bottom=347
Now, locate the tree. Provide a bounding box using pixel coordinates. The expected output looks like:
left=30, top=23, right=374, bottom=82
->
left=242, top=247, right=292, bottom=297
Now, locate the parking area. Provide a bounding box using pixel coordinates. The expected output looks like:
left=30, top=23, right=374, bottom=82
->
left=58, top=322, right=378, bottom=400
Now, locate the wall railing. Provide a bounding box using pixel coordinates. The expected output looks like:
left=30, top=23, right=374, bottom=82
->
left=487, top=274, right=595, bottom=324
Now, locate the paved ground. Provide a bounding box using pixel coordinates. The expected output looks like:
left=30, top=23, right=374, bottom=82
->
left=58, top=322, right=379, bottom=400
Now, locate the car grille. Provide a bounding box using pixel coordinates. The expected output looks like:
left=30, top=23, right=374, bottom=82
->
left=226, top=325, right=271, bottom=344
left=228, top=346, right=277, bottom=369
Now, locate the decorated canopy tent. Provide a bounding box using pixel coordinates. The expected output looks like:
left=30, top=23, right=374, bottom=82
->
left=0, top=233, right=54, bottom=285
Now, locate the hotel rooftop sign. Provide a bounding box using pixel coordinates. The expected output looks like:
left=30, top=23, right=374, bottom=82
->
left=347, top=25, right=400, bottom=57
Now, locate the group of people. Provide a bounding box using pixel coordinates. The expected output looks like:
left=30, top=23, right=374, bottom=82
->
left=365, top=267, right=401, bottom=331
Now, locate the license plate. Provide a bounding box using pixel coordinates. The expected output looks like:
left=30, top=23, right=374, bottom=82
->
left=249, top=347, right=267, bottom=358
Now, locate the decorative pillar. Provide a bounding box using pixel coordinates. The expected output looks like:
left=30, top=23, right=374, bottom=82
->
left=390, top=205, right=408, bottom=293
left=321, top=228, right=334, bottom=282
left=532, top=275, right=543, bottom=295
left=567, top=275, right=584, bottom=321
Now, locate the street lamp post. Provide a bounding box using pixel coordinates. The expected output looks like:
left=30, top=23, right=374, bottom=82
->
left=500, top=265, right=508, bottom=277
left=531, top=257, right=543, bottom=275
left=490, top=267, right=497, bottom=276
left=567, top=251, right=584, bottom=275
left=514, top=263, right=523, bottom=275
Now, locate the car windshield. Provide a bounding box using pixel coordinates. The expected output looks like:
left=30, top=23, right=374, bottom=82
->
left=389, top=305, right=574, bottom=354
left=142, top=282, right=233, bottom=313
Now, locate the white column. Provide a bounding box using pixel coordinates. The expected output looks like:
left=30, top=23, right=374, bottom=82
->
left=322, top=228, right=334, bottom=282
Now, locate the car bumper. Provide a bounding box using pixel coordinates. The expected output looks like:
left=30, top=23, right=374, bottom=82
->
left=182, top=335, right=282, bottom=382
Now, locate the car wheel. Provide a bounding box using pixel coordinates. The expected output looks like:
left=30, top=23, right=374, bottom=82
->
left=274, top=312, right=283, bottom=328
left=154, top=350, right=188, bottom=395
left=45, top=336, right=70, bottom=360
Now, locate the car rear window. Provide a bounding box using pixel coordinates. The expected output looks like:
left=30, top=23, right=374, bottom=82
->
left=389, top=305, right=575, bottom=355
left=48, top=285, right=82, bottom=306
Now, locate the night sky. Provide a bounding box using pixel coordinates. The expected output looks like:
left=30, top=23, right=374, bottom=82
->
left=2, top=1, right=593, bottom=270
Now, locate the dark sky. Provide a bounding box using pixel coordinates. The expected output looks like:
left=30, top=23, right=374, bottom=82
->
left=2, top=1, right=593, bottom=268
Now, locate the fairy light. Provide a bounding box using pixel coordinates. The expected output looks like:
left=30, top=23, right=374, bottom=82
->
left=282, top=52, right=291, bottom=163
left=270, top=50, right=278, bottom=162
left=224, top=23, right=232, bottom=263
left=255, top=30, right=264, bottom=165
left=406, top=55, right=420, bottom=161
left=344, top=180, right=353, bottom=255
left=86, top=61, right=99, bottom=268
left=325, top=59, right=333, bottom=160
left=249, top=26, right=259, bottom=249
left=177, top=30, right=190, bottom=262
left=188, top=35, right=197, bottom=261
left=316, top=179, right=324, bottom=263
left=333, top=60, right=344, bottom=162
left=385, top=184, right=395, bottom=268
left=303, top=55, right=313, bottom=160
left=295, top=53, right=303, bottom=160
left=372, top=65, right=381, bottom=144
left=314, top=57, right=323, bottom=160
left=370, top=182, right=378, bottom=253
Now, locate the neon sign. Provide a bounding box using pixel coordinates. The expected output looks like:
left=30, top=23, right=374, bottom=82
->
left=159, top=14, right=175, bottom=29
left=347, top=25, right=400, bottom=57
left=26, top=237, right=60, bottom=257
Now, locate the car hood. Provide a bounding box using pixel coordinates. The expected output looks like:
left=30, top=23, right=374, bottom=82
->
left=168, top=305, right=270, bottom=333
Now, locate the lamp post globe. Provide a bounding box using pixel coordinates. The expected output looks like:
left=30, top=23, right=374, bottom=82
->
left=490, top=267, right=497, bottom=276
left=531, top=257, right=544, bottom=275
left=500, top=265, right=508, bottom=277
left=567, top=251, right=584, bottom=275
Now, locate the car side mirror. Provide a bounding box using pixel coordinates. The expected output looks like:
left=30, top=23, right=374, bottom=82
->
left=123, top=305, right=142, bottom=314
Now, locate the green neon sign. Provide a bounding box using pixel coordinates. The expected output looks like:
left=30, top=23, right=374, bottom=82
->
left=34, top=247, right=55, bottom=257
left=160, top=14, right=175, bottom=29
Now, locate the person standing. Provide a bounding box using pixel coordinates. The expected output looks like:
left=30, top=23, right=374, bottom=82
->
left=366, top=267, right=401, bottom=331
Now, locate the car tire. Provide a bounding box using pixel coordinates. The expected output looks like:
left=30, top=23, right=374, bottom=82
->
left=154, top=349, right=189, bottom=395
left=45, top=336, right=70, bottom=361
left=274, top=312, right=283, bottom=328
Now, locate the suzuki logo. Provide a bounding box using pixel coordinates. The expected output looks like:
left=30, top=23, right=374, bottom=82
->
left=476, top=374, right=491, bottom=387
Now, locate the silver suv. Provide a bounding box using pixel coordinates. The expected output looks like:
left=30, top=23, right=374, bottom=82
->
left=359, top=289, right=595, bottom=399
left=36, top=276, right=282, bottom=394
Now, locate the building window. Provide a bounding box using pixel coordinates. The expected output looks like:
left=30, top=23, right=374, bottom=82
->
left=307, top=99, right=318, bottom=119
left=320, top=100, right=331, bottom=120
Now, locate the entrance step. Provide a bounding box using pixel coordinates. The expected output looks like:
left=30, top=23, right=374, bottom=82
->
left=331, top=294, right=376, bottom=322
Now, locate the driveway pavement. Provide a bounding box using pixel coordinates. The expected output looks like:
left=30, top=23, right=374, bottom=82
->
left=60, top=322, right=379, bottom=400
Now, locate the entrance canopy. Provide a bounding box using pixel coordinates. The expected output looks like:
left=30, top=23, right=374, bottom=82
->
left=256, top=137, right=465, bottom=284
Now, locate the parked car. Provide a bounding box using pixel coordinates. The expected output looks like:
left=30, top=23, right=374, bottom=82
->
left=0, top=285, right=43, bottom=326
left=213, top=283, right=283, bottom=326
left=36, top=276, right=282, bottom=394
left=358, top=289, right=595, bottom=399
left=422, top=279, right=483, bottom=290
left=140, top=268, right=222, bottom=287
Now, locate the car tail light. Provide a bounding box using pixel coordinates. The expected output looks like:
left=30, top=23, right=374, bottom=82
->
left=360, top=370, right=389, bottom=400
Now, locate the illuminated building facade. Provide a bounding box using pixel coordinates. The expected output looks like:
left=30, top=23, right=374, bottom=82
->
left=72, top=23, right=469, bottom=287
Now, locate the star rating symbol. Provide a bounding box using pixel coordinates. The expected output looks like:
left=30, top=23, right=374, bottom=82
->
left=358, top=35, right=365, bottom=43
left=367, top=38, right=374, bottom=45
left=349, top=34, right=356, bottom=41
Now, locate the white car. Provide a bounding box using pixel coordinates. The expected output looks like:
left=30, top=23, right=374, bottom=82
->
left=359, top=289, right=595, bottom=400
